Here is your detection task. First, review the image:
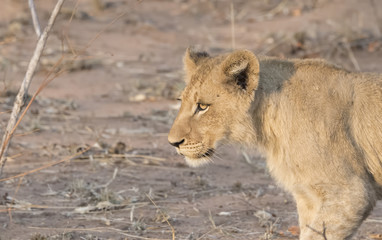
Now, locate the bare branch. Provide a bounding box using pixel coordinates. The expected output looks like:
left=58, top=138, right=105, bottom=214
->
left=370, top=0, right=382, bottom=36
left=307, top=222, right=328, bottom=240
left=230, top=1, right=235, bottom=50
left=343, top=38, right=361, bottom=71
left=28, top=0, right=42, bottom=38
left=0, top=0, right=66, bottom=174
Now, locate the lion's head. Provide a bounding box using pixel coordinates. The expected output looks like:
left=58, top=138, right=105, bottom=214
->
left=168, top=48, right=260, bottom=167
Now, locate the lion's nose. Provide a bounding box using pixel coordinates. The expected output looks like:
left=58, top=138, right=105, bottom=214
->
left=169, top=139, right=185, bottom=148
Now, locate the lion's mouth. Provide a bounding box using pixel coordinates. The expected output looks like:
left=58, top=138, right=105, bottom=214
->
left=182, top=148, right=215, bottom=168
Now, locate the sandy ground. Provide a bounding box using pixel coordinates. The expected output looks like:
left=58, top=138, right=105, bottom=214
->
left=0, top=0, right=382, bottom=239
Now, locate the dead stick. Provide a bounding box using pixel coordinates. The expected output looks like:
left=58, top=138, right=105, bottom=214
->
left=0, top=0, right=66, bottom=174
left=370, top=0, right=382, bottom=36
left=28, top=0, right=42, bottom=37
left=343, top=38, right=361, bottom=71
left=0, top=145, right=91, bottom=183
left=146, top=194, right=176, bottom=240
left=230, top=1, right=235, bottom=50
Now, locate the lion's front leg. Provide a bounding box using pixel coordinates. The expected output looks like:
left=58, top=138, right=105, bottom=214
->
left=294, top=180, right=375, bottom=240
left=293, top=191, right=319, bottom=238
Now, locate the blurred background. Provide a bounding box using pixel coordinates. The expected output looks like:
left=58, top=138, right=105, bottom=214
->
left=0, top=0, right=382, bottom=239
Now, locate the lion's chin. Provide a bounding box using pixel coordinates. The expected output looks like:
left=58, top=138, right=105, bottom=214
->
left=184, top=156, right=212, bottom=168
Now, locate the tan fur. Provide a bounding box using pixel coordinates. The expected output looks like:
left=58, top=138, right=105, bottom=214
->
left=168, top=48, right=382, bottom=239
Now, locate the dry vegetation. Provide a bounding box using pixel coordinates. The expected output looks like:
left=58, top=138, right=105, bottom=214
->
left=0, top=0, right=382, bottom=239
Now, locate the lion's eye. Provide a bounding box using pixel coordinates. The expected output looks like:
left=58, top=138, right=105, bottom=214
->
left=197, top=103, right=209, bottom=112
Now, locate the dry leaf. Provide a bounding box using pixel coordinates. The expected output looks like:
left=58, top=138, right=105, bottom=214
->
left=288, top=225, right=300, bottom=236
left=292, top=8, right=301, bottom=17
left=368, top=41, right=380, bottom=52
left=369, top=233, right=382, bottom=239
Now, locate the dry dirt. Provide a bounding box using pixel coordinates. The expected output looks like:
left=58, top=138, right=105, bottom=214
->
left=1, top=0, right=382, bottom=239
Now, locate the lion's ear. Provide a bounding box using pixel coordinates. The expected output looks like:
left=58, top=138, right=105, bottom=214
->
left=183, top=47, right=209, bottom=78
left=221, top=50, right=259, bottom=93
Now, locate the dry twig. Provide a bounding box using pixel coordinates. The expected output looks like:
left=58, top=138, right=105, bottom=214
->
left=230, top=2, right=235, bottom=50
left=307, top=222, right=328, bottom=240
left=370, top=0, right=382, bottom=36
left=0, top=0, right=66, bottom=174
left=28, top=226, right=170, bottom=240
left=146, top=193, right=176, bottom=240
left=343, top=38, right=361, bottom=71
left=28, top=0, right=42, bottom=37
left=0, top=145, right=91, bottom=183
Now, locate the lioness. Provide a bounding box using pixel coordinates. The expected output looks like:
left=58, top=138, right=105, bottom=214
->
left=168, top=48, right=382, bottom=239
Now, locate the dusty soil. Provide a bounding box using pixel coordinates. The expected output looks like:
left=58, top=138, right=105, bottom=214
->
left=1, top=0, right=382, bottom=239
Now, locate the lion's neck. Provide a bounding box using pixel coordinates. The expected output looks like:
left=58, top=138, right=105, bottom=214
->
left=248, top=57, right=295, bottom=154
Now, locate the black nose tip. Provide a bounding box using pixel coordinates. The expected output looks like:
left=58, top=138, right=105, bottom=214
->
left=169, top=139, right=185, bottom=148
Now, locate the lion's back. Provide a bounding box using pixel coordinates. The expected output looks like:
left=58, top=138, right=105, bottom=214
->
left=351, top=73, right=382, bottom=189
left=258, top=59, right=382, bottom=195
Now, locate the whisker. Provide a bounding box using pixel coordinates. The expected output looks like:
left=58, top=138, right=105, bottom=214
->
left=212, top=153, right=225, bottom=162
